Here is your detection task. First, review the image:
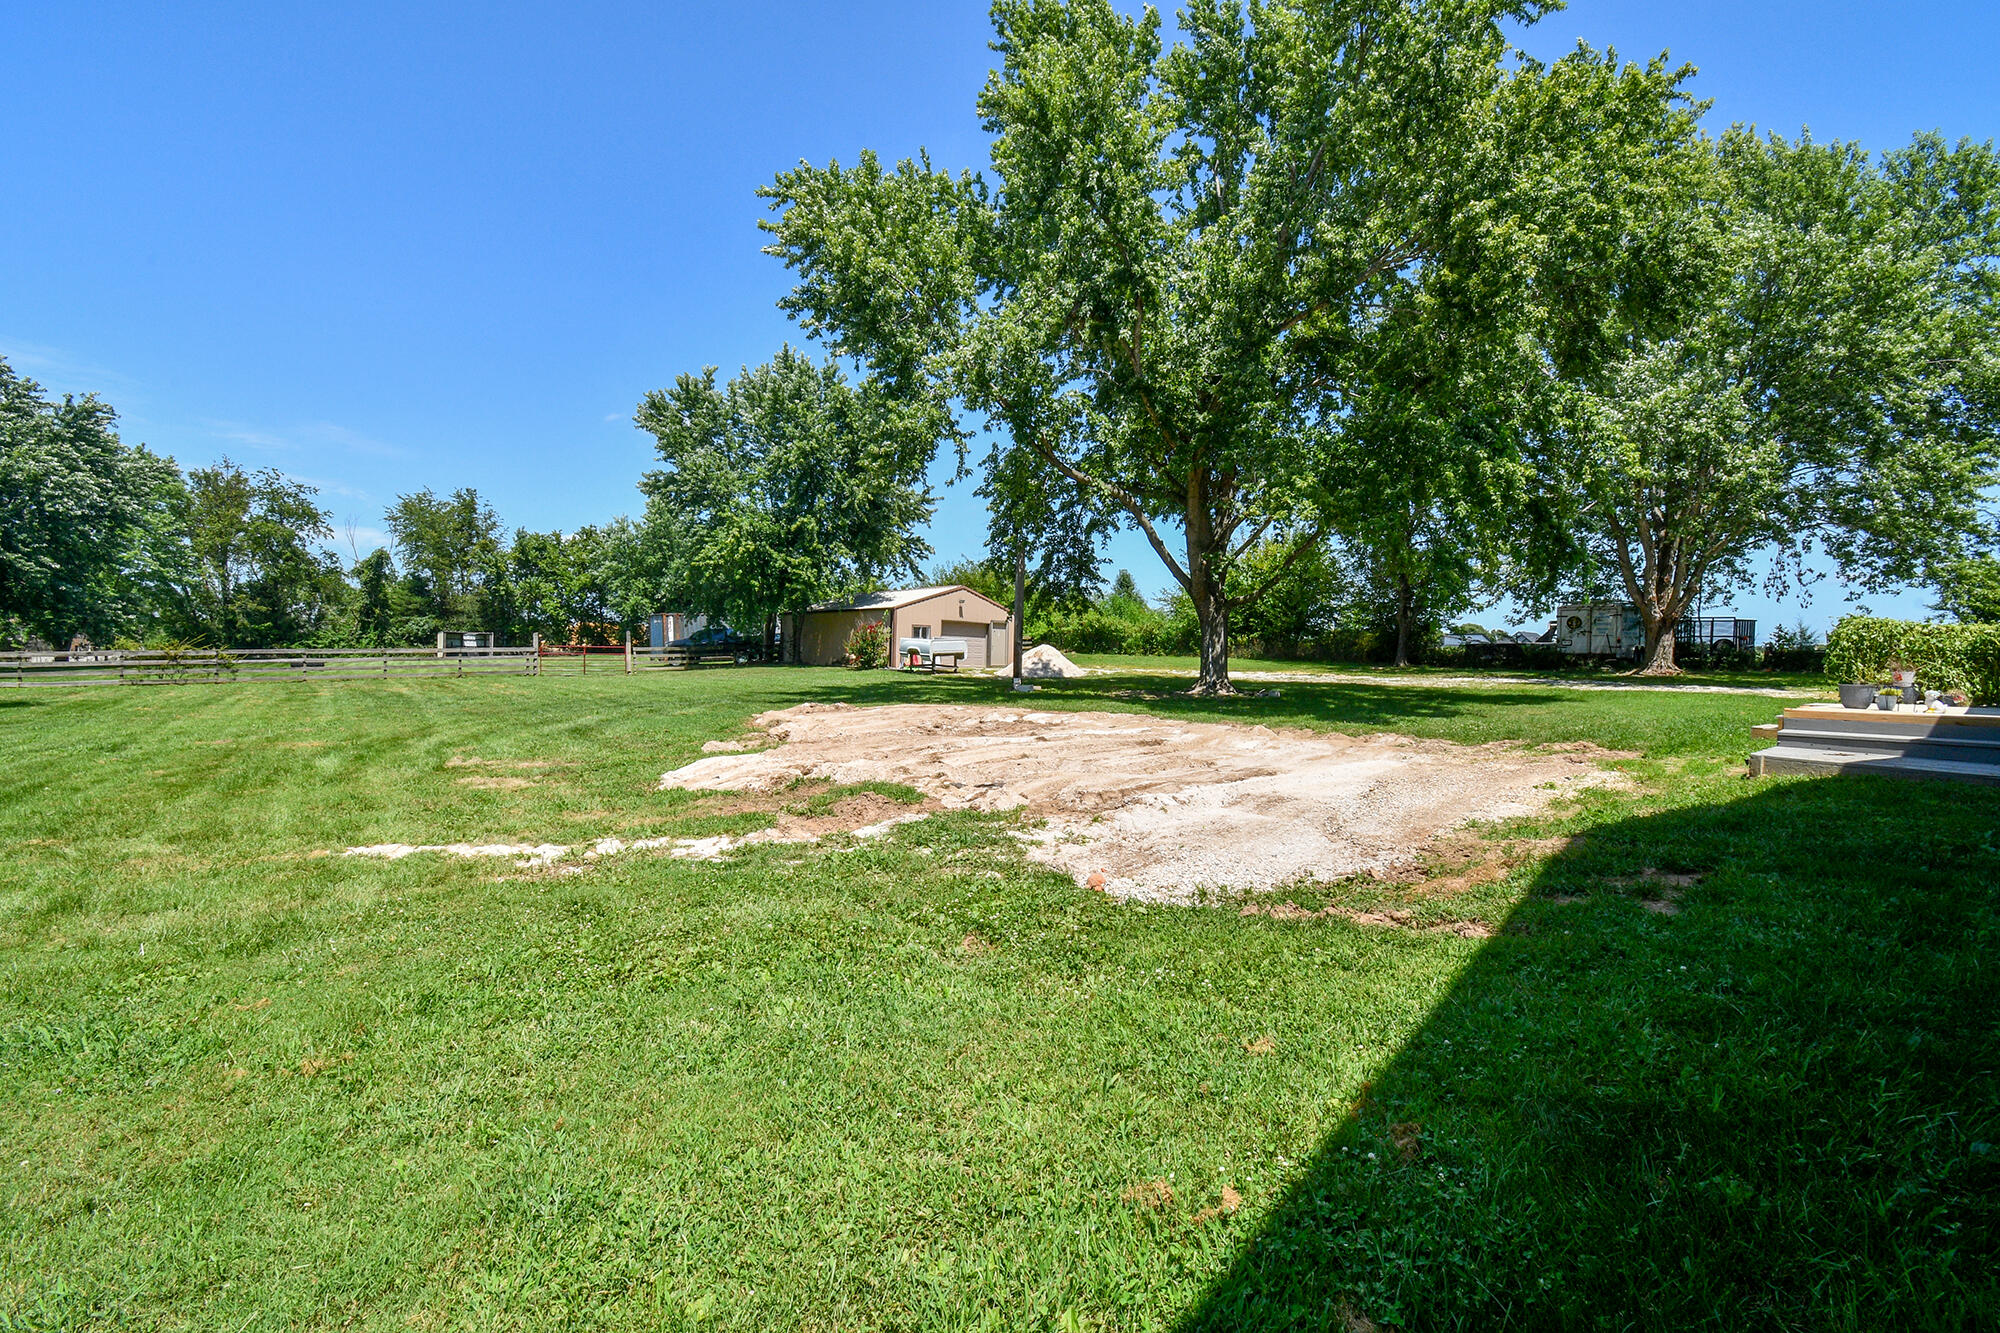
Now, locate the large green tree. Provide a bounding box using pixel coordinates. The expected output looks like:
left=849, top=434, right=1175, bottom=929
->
left=1319, top=46, right=1703, bottom=667
left=1547, top=130, right=2000, bottom=673
left=171, top=459, right=344, bottom=647
left=0, top=358, right=180, bottom=646
left=761, top=0, right=1677, bottom=692
left=635, top=346, right=937, bottom=651
left=491, top=521, right=654, bottom=646
left=383, top=488, right=503, bottom=629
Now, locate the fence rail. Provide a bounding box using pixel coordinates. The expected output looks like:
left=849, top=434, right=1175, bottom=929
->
left=0, top=646, right=538, bottom=688
left=636, top=643, right=776, bottom=669
left=532, top=641, right=777, bottom=672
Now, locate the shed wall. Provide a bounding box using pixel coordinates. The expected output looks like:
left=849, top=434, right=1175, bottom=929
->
left=896, top=590, right=1012, bottom=668
left=796, top=611, right=867, bottom=666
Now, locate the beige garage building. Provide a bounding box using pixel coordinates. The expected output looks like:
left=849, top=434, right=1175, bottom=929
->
left=783, top=585, right=1014, bottom=669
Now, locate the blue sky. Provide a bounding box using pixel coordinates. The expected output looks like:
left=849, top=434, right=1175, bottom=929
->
left=3, top=2, right=1993, bottom=633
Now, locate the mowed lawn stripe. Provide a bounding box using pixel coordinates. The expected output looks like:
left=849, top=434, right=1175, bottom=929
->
left=1, top=670, right=1992, bottom=1330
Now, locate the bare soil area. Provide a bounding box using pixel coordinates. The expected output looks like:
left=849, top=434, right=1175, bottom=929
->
left=658, top=703, right=1627, bottom=902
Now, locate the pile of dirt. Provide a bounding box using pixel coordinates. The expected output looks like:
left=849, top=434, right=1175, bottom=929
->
left=658, top=703, right=1625, bottom=902
left=1020, top=644, right=1088, bottom=679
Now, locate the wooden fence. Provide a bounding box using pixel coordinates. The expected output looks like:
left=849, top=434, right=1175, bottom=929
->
left=535, top=639, right=778, bottom=672
left=637, top=642, right=777, bottom=670
left=0, top=646, right=538, bottom=688
left=533, top=644, right=627, bottom=674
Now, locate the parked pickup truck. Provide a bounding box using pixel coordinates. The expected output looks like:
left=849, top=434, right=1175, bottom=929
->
left=898, top=636, right=969, bottom=672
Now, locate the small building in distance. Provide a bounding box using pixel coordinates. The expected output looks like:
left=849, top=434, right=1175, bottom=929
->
left=783, top=585, right=1015, bottom=669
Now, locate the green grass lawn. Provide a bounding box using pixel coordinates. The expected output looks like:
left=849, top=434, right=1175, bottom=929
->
left=2, top=667, right=1993, bottom=1330
left=1066, top=652, right=1834, bottom=694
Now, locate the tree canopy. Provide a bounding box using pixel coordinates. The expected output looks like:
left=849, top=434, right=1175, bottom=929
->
left=0, top=358, right=179, bottom=646
left=383, top=488, right=504, bottom=629
left=635, top=346, right=938, bottom=647
left=170, top=460, right=345, bottom=647
left=1540, top=129, right=2000, bottom=671
left=761, top=0, right=1701, bottom=691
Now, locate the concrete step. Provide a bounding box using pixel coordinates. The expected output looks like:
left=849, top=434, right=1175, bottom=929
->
left=1771, top=726, right=2000, bottom=763
left=1749, top=744, right=2000, bottom=785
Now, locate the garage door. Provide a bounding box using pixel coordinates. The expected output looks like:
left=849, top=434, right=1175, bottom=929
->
left=942, top=620, right=988, bottom=669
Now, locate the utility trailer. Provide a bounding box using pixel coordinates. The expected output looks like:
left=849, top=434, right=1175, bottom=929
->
left=1554, top=603, right=1756, bottom=661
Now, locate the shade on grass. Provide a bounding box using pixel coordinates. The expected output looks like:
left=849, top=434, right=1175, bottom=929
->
left=0, top=669, right=1992, bottom=1329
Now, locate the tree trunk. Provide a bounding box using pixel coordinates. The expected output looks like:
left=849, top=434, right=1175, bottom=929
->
left=1193, top=573, right=1231, bottom=694
left=1636, top=611, right=1679, bottom=676
left=1393, top=572, right=1414, bottom=669
left=1185, top=483, right=1233, bottom=695
left=1012, top=549, right=1026, bottom=686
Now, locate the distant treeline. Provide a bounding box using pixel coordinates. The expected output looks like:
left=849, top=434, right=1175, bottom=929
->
left=0, top=359, right=659, bottom=650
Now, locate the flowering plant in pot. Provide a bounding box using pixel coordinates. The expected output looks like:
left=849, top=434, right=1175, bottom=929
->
left=1886, top=660, right=1918, bottom=688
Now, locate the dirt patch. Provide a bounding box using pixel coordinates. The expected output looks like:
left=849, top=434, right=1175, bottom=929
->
left=769, top=791, right=938, bottom=839
left=456, top=775, right=537, bottom=791
left=1383, top=833, right=1581, bottom=898
left=1237, top=900, right=1496, bottom=938
left=1192, top=1185, right=1244, bottom=1225
left=658, top=704, right=1624, bottom=903
left=1610, top=867, right=1703, bottom=914
left=340, top=784, right=934, bottom=869
left=701, top=737, right=769, bottom=753
left=445, top=756, right=569, bottom=770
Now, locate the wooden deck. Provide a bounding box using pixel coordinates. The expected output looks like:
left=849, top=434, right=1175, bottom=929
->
left=1748, top=703, right=2000, bottom=785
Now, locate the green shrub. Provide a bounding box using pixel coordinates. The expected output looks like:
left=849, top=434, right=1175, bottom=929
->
left=1030, top=597, right=1198, bottom=657
left=1824, top=616, right=2000, bottom=701
left=843, top=619, right=890, bottom=669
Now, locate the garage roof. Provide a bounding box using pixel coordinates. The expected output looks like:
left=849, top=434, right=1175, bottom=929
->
left=805, top=585, right=1004, bottom=614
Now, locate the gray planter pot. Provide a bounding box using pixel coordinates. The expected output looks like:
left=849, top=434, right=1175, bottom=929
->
left=1875, top=695, right=1898, bottom=711
left=1839, top=682, right=1876, bottom=709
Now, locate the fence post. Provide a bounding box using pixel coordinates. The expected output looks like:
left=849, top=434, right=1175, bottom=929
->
left=436, top=630, right=446, bottom=660
left=624, top=632, right=633, bottom=675
left=531, top=633, right=540, bottom=676
left=581, top=641, right=587, bottom=674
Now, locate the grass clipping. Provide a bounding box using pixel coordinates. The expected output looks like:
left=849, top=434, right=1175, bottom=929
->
left=658, top=703, right=1625, bottom=903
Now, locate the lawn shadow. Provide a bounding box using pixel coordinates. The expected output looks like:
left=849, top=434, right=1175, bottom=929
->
left=1177, top=774, right=2000, bottom=1330
left=787, top=666, right=1577, bottom=732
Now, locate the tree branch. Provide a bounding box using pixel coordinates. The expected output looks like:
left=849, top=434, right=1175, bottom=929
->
left=1019, top=432, right=1193, bottom=592
left=1225, top=526, right=1325, bottom=611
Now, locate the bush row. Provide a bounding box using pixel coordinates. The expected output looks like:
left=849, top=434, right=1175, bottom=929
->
left=1825, top=616, right=2000, bottom=700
